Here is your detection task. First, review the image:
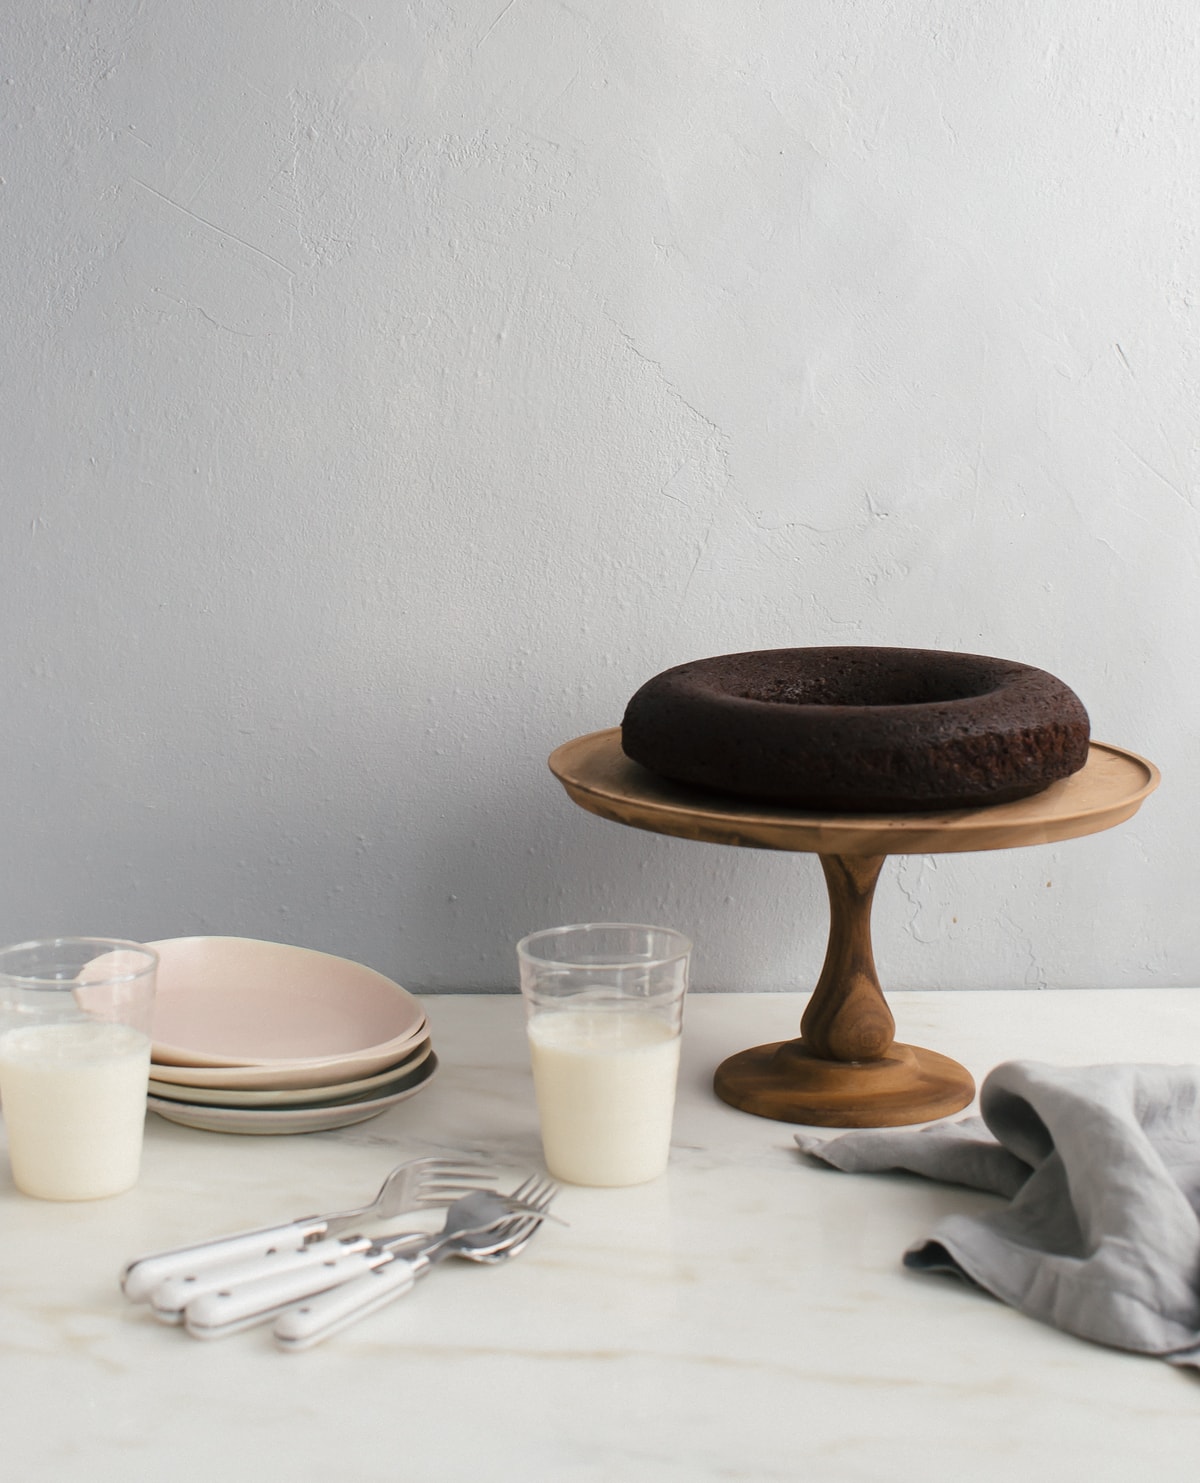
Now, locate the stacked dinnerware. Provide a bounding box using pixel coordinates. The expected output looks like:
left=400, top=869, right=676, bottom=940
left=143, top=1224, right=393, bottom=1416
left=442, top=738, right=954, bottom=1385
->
left=144, top=938, right=436, bottom=1134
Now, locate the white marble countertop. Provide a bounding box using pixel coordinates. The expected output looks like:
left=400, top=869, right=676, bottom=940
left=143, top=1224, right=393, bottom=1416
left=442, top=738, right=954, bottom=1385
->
left=3, top=988, right=1200, bottom=1482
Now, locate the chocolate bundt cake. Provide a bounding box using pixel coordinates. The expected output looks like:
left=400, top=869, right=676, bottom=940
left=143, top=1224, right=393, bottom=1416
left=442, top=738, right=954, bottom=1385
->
left=620, top=647, right=1090, bottom=813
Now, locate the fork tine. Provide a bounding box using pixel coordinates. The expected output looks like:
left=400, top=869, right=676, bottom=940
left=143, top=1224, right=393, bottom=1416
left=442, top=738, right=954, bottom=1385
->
left=408, top=1157, right=497, bottom=1206
left=519, top=1176, right=559, bottom=1213
left=415, top=1179, right=495, bottom=1193
left=496, top=1215, right=540, bottom=1245
left=412, top=1176, right=496, bottom=1196
left=507, top=1177, right=551, bottom=1213
left=493, top=1188, right=558, bottom=1246
left=415, top=1161, right=493, bottom=1182
left=497, top=1175, right=562, bottom=1223
left=481, top=1209, right=543, bottom=1248
left=510, top=1174, right=558, bottom=1205
left=411, top=1190, right=493, bottom=1207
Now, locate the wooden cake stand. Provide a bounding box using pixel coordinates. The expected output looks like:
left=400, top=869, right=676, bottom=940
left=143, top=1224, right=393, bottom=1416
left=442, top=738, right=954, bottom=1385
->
left=548, top=729, right=1159, bottom=1128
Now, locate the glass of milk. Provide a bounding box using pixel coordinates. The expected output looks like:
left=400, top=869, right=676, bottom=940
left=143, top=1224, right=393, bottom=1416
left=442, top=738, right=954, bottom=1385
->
left=0, top=938, right=158, bottom=1200
left=516, top=923, right=691, bottom=1187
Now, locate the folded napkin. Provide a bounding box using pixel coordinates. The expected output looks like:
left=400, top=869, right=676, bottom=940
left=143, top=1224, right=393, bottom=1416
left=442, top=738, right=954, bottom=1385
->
left=793, top=1060, right=1200, bottom=1367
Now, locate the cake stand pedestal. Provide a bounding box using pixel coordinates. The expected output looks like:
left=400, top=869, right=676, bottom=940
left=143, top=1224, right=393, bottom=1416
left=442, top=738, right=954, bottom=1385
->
left=548, top=730, right=1159, bottom=1128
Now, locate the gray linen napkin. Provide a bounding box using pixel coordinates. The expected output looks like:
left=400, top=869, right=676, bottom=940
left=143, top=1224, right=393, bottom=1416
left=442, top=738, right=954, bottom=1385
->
left=793, top=1060, right=1200, bottom=1367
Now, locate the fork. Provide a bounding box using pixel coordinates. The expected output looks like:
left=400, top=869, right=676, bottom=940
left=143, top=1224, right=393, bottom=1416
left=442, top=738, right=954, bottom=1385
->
left=122, top=1155, right=495, bottom=1303
left=272, top=1177, right=558, bottom=1352
left=181, top=1180, right=559, bottom=1340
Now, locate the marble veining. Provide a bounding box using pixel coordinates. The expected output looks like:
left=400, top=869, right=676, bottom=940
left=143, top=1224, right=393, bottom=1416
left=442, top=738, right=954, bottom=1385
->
left=2, top=990, right=1200, bottom=1482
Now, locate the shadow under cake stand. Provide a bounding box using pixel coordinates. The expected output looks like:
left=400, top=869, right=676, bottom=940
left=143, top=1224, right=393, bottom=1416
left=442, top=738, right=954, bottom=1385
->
left=548, top=729, right=1159, bottom=1128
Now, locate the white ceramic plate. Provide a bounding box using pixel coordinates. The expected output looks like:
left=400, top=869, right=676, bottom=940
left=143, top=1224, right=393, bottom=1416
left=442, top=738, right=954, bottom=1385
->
left=148, top=936, right=425, bottom=1070
left=147, top=1039, right=433, bottom=1108
left=147, top=1054, right=438, bottom=1135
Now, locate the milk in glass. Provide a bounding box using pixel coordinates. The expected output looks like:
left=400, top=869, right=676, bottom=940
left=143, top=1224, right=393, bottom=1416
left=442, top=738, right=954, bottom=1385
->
left=527, top=1007, right=681, bottom=1186
left=0, top=1022, right=152, bottom=1199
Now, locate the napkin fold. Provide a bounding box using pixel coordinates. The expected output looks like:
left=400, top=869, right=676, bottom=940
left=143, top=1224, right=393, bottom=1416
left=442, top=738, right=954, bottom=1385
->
left=793, top=1060, right=1200, bottom=1368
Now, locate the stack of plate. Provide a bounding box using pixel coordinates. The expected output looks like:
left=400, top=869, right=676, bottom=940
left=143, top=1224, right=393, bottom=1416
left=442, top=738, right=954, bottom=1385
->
left=145, top=937, right=436, bottom=1135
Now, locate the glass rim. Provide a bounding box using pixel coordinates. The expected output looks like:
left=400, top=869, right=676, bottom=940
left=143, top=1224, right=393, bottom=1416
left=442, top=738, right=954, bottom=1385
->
left=516, top=922, right=692, bottom=972
left=0, top=937, right=159, bottom=990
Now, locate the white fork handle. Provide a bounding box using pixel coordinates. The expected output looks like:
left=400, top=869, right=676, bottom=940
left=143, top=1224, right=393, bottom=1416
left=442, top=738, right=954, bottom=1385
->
left=183, top=1248, right=391, bottom=1339
left=151, top=1233, right=380, bottom=1324
left=122, top=1220, right=328, bottom=1302
left=273, top=1258, right=421, bottom=1351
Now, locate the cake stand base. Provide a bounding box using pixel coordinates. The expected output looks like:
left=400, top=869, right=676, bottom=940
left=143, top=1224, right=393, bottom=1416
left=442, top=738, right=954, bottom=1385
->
left=714, top=1039, right=976, bottom=1128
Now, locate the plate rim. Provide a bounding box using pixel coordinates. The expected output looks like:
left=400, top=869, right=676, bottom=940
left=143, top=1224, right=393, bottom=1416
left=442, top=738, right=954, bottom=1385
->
left=146, top=1021, right=429, bottom=1091
left=147, top=1054, right=439, bottom=1134
left=148, top=1039, right=434, bottom=1107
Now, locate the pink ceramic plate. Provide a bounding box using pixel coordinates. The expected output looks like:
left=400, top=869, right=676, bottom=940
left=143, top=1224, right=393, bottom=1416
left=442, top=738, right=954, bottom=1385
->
left=146, top=1032, right=430, bottom=1092
left=147, top=1054, right=439, bottom=1135
left=148, top=1039, right=434, bottom=1107
left=148, top=937, right=425, bottom=1072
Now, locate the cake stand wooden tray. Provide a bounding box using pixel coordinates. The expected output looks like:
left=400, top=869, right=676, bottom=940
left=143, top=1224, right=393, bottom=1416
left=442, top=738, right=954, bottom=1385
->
left=548, top=729, right=1159, bottom=1128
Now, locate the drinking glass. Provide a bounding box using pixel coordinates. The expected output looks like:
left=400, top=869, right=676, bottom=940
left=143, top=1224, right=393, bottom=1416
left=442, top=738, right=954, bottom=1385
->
left=516, top=923, right=691, bottom=1187
left=0, top=938, right=158, bottom=1200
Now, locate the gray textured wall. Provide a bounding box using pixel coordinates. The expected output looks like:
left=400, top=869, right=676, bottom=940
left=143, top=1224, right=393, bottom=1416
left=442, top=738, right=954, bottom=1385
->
left=2, top=2, right=1192, bottom=992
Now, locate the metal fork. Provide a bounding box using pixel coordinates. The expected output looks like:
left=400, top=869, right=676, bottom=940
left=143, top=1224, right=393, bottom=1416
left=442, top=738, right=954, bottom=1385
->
left=181, top=1180, right=560, bottom=1339
left=272, top=1176, right=559, bottom=1351
left=122, top=1155, right=495, bottom=1304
